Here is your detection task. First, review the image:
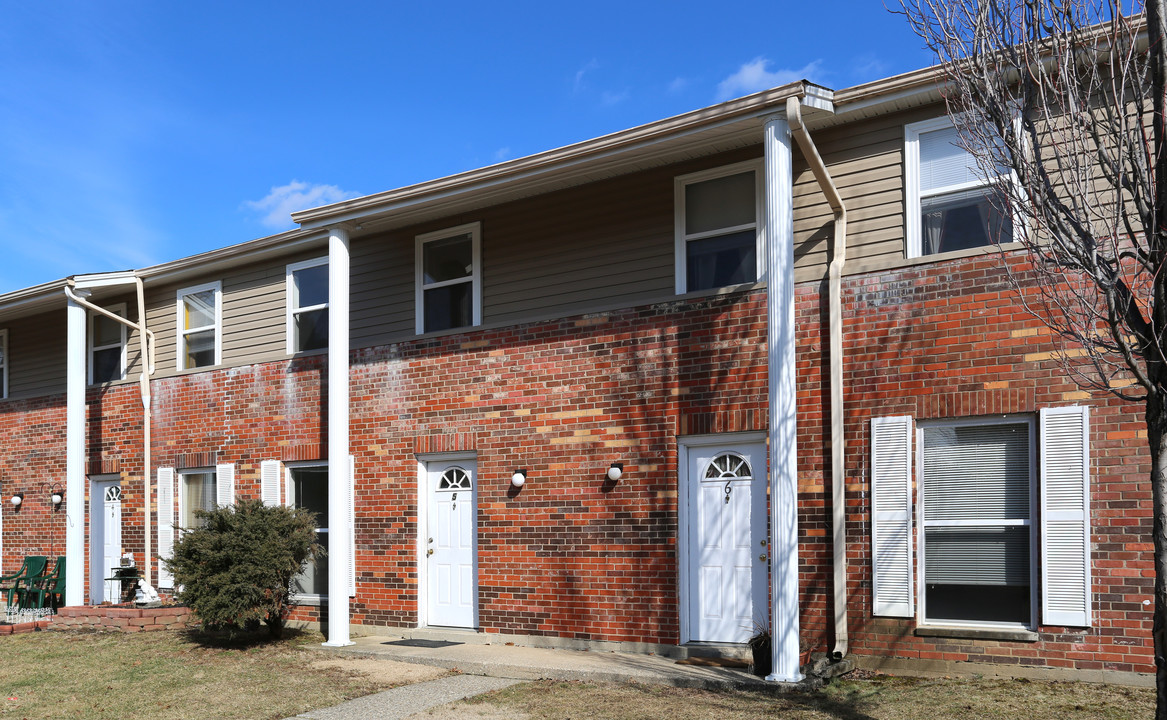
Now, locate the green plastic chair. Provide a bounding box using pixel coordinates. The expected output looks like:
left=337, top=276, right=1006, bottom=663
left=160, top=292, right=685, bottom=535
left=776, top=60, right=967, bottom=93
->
left=0, top=556, right=47, bottom=610
left=26, top=557, right=65, bottom=611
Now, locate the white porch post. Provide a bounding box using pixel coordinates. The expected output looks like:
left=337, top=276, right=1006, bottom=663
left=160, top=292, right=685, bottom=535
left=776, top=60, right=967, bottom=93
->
left=65, top=292, right=87, bottom=606
left=324, top=225, right=353, bottom=647
left=763, top=113, right=803, bottom=682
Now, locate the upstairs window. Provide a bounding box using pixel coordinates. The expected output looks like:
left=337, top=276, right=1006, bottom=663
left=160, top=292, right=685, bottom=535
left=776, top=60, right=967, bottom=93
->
left=0, top=329, right=8, bottom=399
left=675, top=160, right=764, bottom=294
left=89, top=303, right=127, bottom=384
left=416, top=222, right=481, bottom=334
left=287, top=257, right=328, bottom=353
left=905, top=117, right=1014, bottom=257
left=177, top=282, right=221, bottom=370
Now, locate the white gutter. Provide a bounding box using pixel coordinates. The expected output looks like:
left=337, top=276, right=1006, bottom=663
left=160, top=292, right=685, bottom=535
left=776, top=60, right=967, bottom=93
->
left=787, top=97, right=849, bottom=659
left=65, top=275, right=156, bottom=590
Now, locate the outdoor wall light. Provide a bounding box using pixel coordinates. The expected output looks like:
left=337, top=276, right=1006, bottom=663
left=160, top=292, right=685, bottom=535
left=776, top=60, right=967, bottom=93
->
left=607, top=462, right=624, bottom=482
left=49, top=484, right=63, bottom=509
left=511, top=469, right=527, bottom=488
left=10, top=493, right=22, bottom=509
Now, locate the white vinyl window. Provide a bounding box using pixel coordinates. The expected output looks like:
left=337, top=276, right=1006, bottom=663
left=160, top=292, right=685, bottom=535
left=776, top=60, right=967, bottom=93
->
left=904, top=117, right=1014, bottom=257
left=0, top=328, right=9, bottom=399
left=177, top=464, right=234, bottom=529
left=674, top=159, right=764, bottom=294
left=415, top=222, right=482, bottom=334
left=89, top=303, right=127, bottom=384
left=286, top=257, right=328, bottom=353
left=287, top=464, right=329, bottom=598
left=178, top=470, right=216, bottom=529
left=918, top=417, right=1036, bottom=628
left=176, top=281, right=222, bottom=370
left=871, top=408, right=1092, bottom=630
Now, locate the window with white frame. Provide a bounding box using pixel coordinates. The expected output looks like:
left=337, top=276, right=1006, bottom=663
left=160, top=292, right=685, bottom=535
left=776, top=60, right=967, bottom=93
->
left=904, top=117, right=1014, bottom=257
left=0, top=328, right=8, bottom=399
left=920, top=419, right=1034, bottom=626
left=416, top=222, right=481, bottom=334
left=288, top=465, right=329, bottom=597
left=871, top=407, right=1092, bottom=630
left=89, top=303, right=127, bottom=384
left=675, top=160, right=764, bottom=294
left=179, top=470, right=217, bottom=529
left=176, top=282, right=221, bottom=370
left=287, top=257, right=328, bottom=353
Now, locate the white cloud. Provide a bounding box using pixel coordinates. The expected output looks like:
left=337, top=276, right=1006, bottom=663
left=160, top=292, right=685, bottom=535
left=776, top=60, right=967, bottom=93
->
left=715, top=58, right=824, bottom=101
left=601, top=90, right=628, bottom=106
left=243, top=180, right=359, bottom=229
left=668, top=77, right=689, bottom=93
left=493, top=147, right=511, bottom=162
left=574, top=59, right=599, bottom=91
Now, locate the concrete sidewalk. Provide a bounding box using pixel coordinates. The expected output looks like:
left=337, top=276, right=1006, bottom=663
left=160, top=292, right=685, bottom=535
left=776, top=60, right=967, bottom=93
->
left=316, top=632, right=810, bottom=692
left=286, top=675, right=522, bottom=720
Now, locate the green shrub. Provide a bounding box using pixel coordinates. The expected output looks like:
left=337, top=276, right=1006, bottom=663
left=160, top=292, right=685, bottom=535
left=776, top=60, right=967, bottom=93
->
left=165, top=499, right=322, bottom=638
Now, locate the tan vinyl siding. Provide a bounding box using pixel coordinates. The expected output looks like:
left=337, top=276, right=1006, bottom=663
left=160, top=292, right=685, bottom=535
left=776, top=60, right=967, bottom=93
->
left=145, top=250, right=325, bottom=377
left=5, top=310, right=67, bottom=399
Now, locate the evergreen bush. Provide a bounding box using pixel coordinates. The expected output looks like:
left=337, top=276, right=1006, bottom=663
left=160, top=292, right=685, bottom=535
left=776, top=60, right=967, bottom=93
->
left=165, top=499, right=322, bottom=638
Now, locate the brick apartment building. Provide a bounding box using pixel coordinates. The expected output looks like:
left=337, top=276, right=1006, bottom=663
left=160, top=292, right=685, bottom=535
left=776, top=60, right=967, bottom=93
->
left=0, top=63, right=1150, bottom=683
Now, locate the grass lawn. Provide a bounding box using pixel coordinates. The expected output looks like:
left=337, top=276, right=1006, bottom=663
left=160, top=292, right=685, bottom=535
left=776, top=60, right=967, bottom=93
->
left=0, top=629, right=446, bottom=720
left=431, top=675, right=1155, bottom=720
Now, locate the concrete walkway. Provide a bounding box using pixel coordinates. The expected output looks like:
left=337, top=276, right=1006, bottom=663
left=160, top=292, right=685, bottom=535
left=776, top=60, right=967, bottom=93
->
left=317, top=632, right=804, bottom=692
left=286, top=675, right=521, bottom=720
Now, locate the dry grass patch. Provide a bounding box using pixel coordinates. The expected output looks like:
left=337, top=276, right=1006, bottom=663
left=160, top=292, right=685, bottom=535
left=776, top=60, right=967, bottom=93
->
left=0, top=629, right=446, bottom=720
left=431, top=675, right=1153, bottom=720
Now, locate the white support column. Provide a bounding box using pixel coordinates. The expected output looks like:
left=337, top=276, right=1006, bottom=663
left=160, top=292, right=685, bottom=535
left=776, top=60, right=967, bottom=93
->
left=324, top=226, right=353, bottom=647
left=763, top=113, right=803, bottom=682
left=65, top=292, right=87, bottom=606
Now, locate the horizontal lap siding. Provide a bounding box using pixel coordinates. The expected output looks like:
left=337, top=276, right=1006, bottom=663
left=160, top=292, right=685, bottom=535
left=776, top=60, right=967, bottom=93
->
left=6, top=310, right=67, bottom=398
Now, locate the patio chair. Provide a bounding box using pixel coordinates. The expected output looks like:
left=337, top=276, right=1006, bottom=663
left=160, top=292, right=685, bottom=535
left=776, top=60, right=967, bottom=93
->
left=0, top=556, right=47, bottom=610
left=25, top=556, right=65, bottom=611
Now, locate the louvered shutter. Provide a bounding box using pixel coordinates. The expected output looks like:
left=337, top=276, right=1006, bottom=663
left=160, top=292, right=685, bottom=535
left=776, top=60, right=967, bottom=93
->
left=215, top=463, right=235, bottom=507
left=260, top=461, right=282, bottom=507
left=871, top=416, right=914, bottom=617
left=1040, top=406, right=1091, bottom=627
left=349, top=454, right=356, bottom=597
left=157, top=468, right=175, bottom=588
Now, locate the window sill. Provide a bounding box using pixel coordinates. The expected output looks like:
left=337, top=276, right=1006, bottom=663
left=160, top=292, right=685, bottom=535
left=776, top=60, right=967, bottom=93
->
left=914, top=626, right=1038, bottom=643
left=291, top=594, right=326, bottom=606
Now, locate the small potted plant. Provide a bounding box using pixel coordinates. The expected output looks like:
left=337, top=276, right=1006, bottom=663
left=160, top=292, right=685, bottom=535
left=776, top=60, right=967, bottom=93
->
left=748, top=625, right=771, bottom=677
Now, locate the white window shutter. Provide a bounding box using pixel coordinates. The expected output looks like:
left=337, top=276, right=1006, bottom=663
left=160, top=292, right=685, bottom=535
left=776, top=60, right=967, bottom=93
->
left=157, top=468, right=175, bottom=588
left=260, top=460, right=282, bottom=507
left=216, top=463, right=235, bottom=507
left=1040, top=405, right=1091, bottom=627
left=349, top=454, right=356, bottom=597
left=871, top=416, right=915, bottom=617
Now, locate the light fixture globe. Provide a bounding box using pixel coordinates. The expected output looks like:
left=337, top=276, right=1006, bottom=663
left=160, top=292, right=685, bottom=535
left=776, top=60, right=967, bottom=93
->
left=10, top=493, right=22, bottom=507
left=511, top=469, right=527, bottom=488
left=607, top=463, right=624, bottom=482
left=51, top=491, right=63, bottom=506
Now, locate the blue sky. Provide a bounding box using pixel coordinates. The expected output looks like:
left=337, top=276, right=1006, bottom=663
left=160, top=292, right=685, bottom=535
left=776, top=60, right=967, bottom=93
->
left=0, top=2, right=934, bottom=294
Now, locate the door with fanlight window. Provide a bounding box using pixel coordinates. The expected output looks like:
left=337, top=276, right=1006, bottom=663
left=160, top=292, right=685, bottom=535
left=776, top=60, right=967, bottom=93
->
left=424, top=459, right=477, bottom=628
left=685, top=442, right=768, bottom=643
left=89, top=478, right=122, bottom=604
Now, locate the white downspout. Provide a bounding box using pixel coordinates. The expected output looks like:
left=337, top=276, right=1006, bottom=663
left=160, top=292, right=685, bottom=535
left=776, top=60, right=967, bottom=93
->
left=65, top=279, right=156, bottom=588
left=787, top=96, right=849, bottom=660
left=324, top=225, right=354, bottom=647
left=763, top=112, right=803, bottom=683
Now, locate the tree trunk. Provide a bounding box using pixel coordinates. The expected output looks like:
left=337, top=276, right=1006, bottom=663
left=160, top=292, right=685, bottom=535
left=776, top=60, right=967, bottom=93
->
left=1148, top=392, right=1167, bottom=720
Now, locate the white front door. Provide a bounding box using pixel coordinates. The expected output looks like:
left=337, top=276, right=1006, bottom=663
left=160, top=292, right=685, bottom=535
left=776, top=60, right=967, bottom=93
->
left=425, top=459, right=477, bottom=628
left=89, top=479, right=123, bottom=603
left=687, top=442, right=768, bottom=643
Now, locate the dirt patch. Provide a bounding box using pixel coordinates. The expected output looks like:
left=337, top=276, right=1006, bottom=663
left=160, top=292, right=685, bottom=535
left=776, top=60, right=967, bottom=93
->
left=309, top=656, right=449, bottom=686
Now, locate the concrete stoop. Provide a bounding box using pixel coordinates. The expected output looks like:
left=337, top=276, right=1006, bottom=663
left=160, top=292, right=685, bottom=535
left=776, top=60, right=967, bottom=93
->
left=320, top=631, right=826, bottom=693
